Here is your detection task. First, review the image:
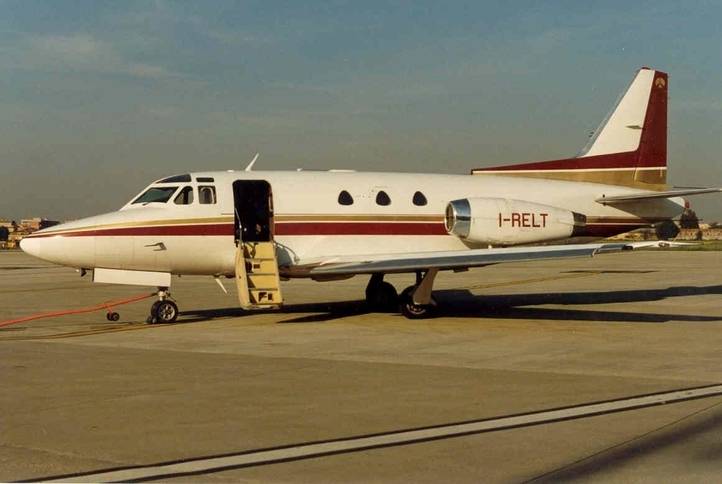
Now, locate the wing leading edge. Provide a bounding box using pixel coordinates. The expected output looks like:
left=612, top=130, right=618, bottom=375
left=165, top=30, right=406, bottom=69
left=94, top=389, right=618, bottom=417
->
left=306, top=242, right=676, bottom=277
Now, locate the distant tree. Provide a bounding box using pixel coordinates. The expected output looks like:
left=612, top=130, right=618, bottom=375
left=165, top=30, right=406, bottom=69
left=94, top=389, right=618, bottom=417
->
left=679, top=209, right=700, bottom=229
left=0, top=227, right=8, bottom=241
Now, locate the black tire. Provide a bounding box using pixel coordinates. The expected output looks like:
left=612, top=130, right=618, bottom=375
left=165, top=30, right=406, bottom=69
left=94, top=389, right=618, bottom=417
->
left=365, top=281, right=399, bottom=312
left=153, top=300, right=179, bottom=324
left=106, top=312, right=120, bottom=322
left=400, top=285, right=434, bottom=319
left=146, top=301, right=162, bottom=324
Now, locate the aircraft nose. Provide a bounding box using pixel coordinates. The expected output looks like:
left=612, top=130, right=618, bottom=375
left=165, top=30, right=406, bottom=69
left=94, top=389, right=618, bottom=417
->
left=19, top=223, right=96, bottom=268
left=19, top=237, right=39, bottom=258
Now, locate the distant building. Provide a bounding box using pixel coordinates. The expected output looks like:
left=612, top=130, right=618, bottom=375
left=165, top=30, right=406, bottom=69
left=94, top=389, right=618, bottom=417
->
left=18, top=218, right=59, bottom=231
left=20, top=218, right=43, bottom=231
left=0, top=217, right=60, bottom=249
left=0, top=219, right=16, bottom=232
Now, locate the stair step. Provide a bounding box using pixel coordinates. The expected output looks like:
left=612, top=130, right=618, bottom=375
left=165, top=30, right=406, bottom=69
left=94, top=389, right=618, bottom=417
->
left=236, top=241, right=283, bottom=309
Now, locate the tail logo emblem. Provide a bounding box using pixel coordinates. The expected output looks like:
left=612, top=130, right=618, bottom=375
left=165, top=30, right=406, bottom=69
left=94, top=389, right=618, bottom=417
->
left=655, top=77, right=666, bottom=88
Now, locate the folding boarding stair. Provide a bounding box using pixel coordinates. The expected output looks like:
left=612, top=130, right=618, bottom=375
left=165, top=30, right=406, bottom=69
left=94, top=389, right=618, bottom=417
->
left=235, top=241, right=283, bottom=309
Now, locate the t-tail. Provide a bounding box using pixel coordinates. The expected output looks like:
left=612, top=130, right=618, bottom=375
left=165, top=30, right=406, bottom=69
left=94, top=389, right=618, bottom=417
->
left=473, top=67, right=668, bottom=190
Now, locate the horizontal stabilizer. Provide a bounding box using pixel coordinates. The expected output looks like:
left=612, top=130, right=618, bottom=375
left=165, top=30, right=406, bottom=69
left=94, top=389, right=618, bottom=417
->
left=596, top=187, right=722, bottom=204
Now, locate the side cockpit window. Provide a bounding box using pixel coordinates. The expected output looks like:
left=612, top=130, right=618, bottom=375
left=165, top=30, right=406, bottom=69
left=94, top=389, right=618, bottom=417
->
left=173, top=186, right=194, bottom=205
left=132, top=186, right=178, bottom=204
left=199, top=186, right=217, bottom=204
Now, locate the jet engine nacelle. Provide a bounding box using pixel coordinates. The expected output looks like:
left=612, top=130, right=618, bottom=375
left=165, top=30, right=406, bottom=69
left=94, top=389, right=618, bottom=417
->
left=445, top=198, right=585, bottom=246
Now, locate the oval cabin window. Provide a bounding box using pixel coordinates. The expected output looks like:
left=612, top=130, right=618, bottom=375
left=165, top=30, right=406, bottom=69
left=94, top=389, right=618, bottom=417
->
left=375, top=191, right=391, bottom=206
left=412, top=191, right=427, bottom=206
left=338, top=190, right=354, bottom=206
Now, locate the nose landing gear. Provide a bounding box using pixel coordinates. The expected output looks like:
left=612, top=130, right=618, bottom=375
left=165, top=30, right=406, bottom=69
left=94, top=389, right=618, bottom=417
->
left=147, top=287, right=179, bottom=324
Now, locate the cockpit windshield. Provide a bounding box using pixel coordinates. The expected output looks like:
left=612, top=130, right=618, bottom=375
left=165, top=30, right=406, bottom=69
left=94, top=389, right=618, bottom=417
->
left=132, top=186, right=178, bottom=204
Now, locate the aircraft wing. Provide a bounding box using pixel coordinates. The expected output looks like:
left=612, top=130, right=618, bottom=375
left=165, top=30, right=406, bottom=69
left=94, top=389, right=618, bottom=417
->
left=307, top=241, right=673, bottom=277
left=596, top=187, right=722, bottom=204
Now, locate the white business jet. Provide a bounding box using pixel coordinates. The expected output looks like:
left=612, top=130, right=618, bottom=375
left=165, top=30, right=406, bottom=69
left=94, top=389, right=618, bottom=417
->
left=21, top=68, right=721, bottom=321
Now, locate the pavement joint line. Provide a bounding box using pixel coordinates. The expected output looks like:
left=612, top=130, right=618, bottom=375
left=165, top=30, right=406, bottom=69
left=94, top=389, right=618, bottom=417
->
left=523, top=398, right=722, bottom=483
left=36, top=383, right=722, bottom=483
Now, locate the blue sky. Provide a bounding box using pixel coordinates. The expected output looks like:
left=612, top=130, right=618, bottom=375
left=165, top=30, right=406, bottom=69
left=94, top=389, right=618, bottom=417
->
left=2, top=0, right=721, bottom=220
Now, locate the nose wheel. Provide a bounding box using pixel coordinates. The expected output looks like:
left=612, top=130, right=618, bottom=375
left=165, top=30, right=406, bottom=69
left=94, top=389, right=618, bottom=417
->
left=146, top=288, right=179, bottom=324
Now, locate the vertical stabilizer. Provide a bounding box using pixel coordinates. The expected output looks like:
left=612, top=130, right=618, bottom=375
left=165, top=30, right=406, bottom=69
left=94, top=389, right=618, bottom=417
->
left=473, top=67, right=668, bottom=190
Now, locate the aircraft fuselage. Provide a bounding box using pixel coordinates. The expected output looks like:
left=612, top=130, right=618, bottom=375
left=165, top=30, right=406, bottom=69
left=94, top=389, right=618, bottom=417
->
left=21, top=170, right=685, bottom=277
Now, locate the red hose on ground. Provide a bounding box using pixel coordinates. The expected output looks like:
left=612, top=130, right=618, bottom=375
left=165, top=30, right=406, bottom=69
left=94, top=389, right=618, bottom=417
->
left=0, top=292, right=156, bottom=329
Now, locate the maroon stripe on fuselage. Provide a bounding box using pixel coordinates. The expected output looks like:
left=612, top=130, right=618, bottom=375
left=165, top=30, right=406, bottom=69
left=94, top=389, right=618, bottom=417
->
left=474, top=152, right=666, bottom=172
left=27, top=224, right=235, bottom=238
left=25, top=221, right=648, bottom=239
left=275, top=222, right=448, bottom=236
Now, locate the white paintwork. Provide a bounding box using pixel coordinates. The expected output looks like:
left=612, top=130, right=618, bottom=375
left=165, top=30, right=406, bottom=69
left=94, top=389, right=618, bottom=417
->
left=93, top=268, right=171, bottom=287
left=580, top=68, right=655, bottom=157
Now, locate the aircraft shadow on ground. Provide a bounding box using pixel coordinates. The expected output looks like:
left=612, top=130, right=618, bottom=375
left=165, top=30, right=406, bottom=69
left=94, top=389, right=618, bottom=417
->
left=532, top=403, right=722, bottom=482
left=179, top=300, right=368, bottom=324
left=179, top=284, right=722, bottom=325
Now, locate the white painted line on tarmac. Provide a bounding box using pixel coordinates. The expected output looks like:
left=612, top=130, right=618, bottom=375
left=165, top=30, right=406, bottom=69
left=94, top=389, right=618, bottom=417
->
left=43, top=384, right=722, bottom=483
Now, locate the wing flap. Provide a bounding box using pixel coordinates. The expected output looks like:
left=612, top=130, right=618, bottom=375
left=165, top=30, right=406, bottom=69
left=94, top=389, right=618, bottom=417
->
left=596, top=187, right=722, bottom=204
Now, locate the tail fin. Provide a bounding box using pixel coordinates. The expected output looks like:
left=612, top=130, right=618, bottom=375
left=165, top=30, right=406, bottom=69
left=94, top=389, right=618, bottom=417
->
left=472, top=67, right=668, bottom=190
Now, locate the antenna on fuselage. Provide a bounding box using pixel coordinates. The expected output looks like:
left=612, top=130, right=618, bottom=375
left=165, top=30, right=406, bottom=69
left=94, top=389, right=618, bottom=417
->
left=245, top=153, right=259, bottom=172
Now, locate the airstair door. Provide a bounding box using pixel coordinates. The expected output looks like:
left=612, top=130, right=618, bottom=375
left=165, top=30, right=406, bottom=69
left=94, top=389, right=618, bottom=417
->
left=233, top=180, right=283, bottom=309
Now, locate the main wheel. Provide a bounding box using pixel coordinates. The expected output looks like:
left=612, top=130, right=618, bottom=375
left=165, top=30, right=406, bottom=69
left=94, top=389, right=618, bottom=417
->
left=399, top=286, right=434, bottom=319
left=365, top=281, right=399, bottom=312
left=153, top=300, right=179, bottom=324
left=106, top=311, right=120, bottom=322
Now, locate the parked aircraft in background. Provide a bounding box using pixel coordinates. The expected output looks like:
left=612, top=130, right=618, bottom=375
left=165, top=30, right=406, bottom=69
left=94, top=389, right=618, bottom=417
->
left=21, top=68, right=721, bottom=320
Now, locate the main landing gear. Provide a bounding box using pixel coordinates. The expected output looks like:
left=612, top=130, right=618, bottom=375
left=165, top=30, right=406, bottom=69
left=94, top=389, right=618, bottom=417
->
left=147, top=287, right=179, bottom=324
left=399, top=269, right=439, bottom=319
left=365, top=273, right=399, bottom=312
left=365, top=270, right=440, bottom=319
